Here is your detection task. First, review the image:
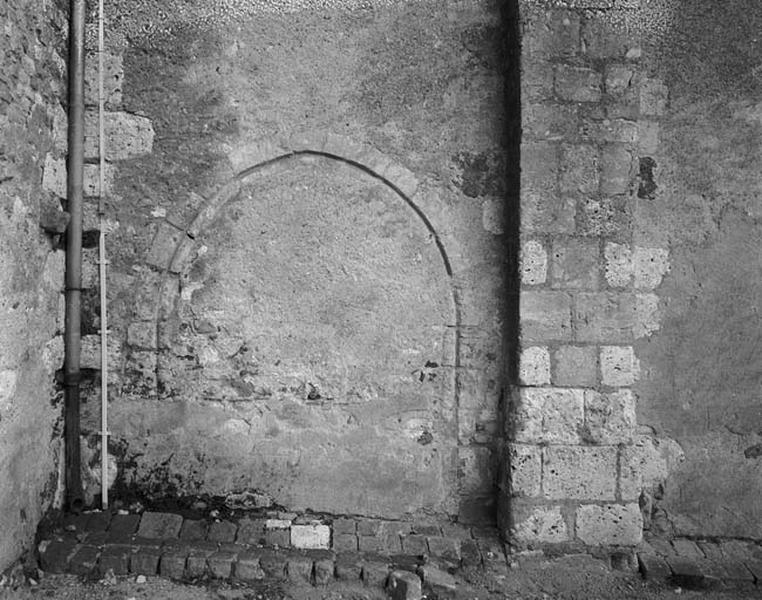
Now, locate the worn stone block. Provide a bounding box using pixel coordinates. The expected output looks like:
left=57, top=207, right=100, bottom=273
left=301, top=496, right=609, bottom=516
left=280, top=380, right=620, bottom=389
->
left=633, top=247, right=669, bottom=290
left=581, top=12, right=639, bottom=59
left=640, top=79, right=669, bottom=116
left=179, top=519, right=208, bottom=541
left=146, top=222, right=183, bottom=270
left=291, top=524, right=330, bottom=549
left=402, top=535, right=428, bottom=556
left=634, top=293, right=661, bottom=339
left=638, top=121, right=660, bottom=154
left=335, top=553, right=363, bottom=580
left=555, top=65, right=602, bottom=103
left=333, top=534, right=358, bottom=552
left=388, top=569, right=422, bottom=600
left=69, top=545, right=100, bottom=576
left=87, top=511, right=112, bottom=532
left=259, top=550, right=287, bottom=579
left=583, top=389, right=636, bottom=444
left=358, top=535, right=382, bottom=552
left=576, top=503, right=643, bottom=546
left=523, top=102, right=578, bottom=140
left=84, top=52, right=123, bottom=107
left=208, top=520, right=238, bottom=543
left=510, top=501, right=568, bottom=545
left=419, top=564, right=457, bottom=592
left=519, top=346, right=551, bottom=386
left=427, top=536, right=460, bottom=562
left=605, top=64, right=635, bottom=95
left=186, top=544, right=216, bottom=578
left=600, top=144, right=633, bottom=195
left=507, top=443, right=542, bottom=497
left=130, top=547, right=160, bottom=575
left=672, top=539, right=704, bottom=559
left=587, top=118, right=638, bottom=144
left=265, top=527, right=291, bottom=548
left=521, top=239, right=547, bottom=285
left=638, top=553, right=672, bottom=580
left=159, top=548, right=187, bottom=579
left=543, top=446, right=618, bottom=500
left=313, top=553, right=335, bottom=585
left=39, top=539, right=78, bottom=573
left=84, top=110, right=154, bottom=160
left=560, top=143, right=599, bottom=195
left=99, top=544, right=132, bottom=575
left=550, top=237, right=599, bottom=289
left=521, top=191, right=576, bottom=234
left=106, top=514, right=141, bottom=542
left=604, top=242, right=633, bottom=288
left=460, top=538, right=482, bottom=567
left=361, top=557, right=390, bottom=587
left=235, top=550, right=265, bottom=581
left=137, top=512, right=183, bottom=539
left=575, top=195, right=631, bottom=238
left=600, top=346, right=640, bottom=386
left=236, top=518, right=266, bottom=545
left=333, top=518, right=357, bottom=535
left=208, top=551, right=237, bottom=579
left=127, top=321, right=157, bottom=349
left=521, top=142, right=559, bottom=195
left=513, top=387, right=584, bottom=445
left=520, top=291, right=573, bottom=342
left=665, top=556, right=705, bottom=588
left=553, top=345, right=597, bottom=386
left=573, top=292, right=635, bottom=343
left=522, top=9, right=580, bottom=60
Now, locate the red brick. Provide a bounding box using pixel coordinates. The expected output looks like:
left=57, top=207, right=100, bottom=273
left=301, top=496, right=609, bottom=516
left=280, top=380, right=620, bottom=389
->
left=208, top=551, right=237, bottom=579
left=99, top=544, right=132, bottom=575
left=137, top=512, right=183, bottom=539
left=179, top=519, right=208, bottom=541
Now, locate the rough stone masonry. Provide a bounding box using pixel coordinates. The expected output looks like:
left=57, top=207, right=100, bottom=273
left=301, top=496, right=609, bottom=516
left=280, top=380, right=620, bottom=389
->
left=3, top=0, right=762, bottom=577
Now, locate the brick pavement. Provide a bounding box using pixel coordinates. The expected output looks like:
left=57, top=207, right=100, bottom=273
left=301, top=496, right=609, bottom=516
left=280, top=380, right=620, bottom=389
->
left=38, top=510, right=496, bottom=589
left=637, top=535, right=762, bottom=590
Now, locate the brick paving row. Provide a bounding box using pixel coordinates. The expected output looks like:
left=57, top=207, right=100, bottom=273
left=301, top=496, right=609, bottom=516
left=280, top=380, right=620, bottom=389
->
left=637, top=536, right=762, bottom=589
left=38, top=511, right=498, bottom=587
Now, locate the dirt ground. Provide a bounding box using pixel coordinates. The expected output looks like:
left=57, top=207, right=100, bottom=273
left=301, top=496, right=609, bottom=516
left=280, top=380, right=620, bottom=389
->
left=0, top=554, right=759, bottom=600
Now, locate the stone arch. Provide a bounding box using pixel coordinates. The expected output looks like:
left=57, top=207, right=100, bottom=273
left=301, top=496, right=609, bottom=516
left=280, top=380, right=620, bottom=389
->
left=138, top=132, right=469, bottom=517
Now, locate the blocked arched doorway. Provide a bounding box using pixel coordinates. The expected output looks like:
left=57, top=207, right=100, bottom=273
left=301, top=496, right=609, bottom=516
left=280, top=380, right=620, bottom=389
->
left=152, top=148, right=461, bottom=518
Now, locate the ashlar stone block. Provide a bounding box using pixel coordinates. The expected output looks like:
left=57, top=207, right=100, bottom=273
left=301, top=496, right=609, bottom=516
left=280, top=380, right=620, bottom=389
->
left=520, top=291, right=573, bottom=342
left=519, top=346, right=551, bottom=386
left=600, top=346, right=640, bottom=386
left=514, top=387, right=584, bottom=444
left=507, top=443, right=542, bottom=497
left=583, top=389, right=636, bottom=444
left=543, top=445, right=617, bottom=500
left=553, top=345, right=597, bottom=386
left=521, top=239, right=547, bottom=285
left=554, top=65, right=602, bottom=103
left=550, top=238, right=599, bottom=289
left=576, top=503, right=643, bottom=546
left=510, top=501, right=569, bottom=545
left=291, top=524, right=330, bottom=550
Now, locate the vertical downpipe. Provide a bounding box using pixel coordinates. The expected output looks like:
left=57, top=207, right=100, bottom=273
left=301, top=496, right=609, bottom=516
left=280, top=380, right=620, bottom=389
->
left=64, top=0, right=86, bottom=513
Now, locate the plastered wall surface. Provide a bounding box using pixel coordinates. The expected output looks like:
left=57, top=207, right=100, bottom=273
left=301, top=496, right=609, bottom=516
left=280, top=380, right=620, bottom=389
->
left=64, top=0, right=507, bottom=522
left=634, top=0, right=762, bottom=539
left=0, top=0, right=68, bottom=572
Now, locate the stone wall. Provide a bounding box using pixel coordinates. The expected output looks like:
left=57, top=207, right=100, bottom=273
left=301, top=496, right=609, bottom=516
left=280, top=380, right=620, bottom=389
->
left=501, top=0, right=666, bottom=551
left=0, top=0, right=68, bottom=572
left=503, top=0, right=762, bottom=551
left=73, top=0, right=506, bottom=524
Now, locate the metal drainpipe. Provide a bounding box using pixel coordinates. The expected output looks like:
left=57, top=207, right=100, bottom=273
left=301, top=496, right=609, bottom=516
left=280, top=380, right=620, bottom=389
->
left=64, top=0, right=86, bottom=513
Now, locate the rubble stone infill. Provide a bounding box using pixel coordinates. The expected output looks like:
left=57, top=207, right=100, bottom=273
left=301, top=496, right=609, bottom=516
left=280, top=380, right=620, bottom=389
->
left=637, top=536, right=762, bottom=590
left=37, top=510, right=505, bottom=589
